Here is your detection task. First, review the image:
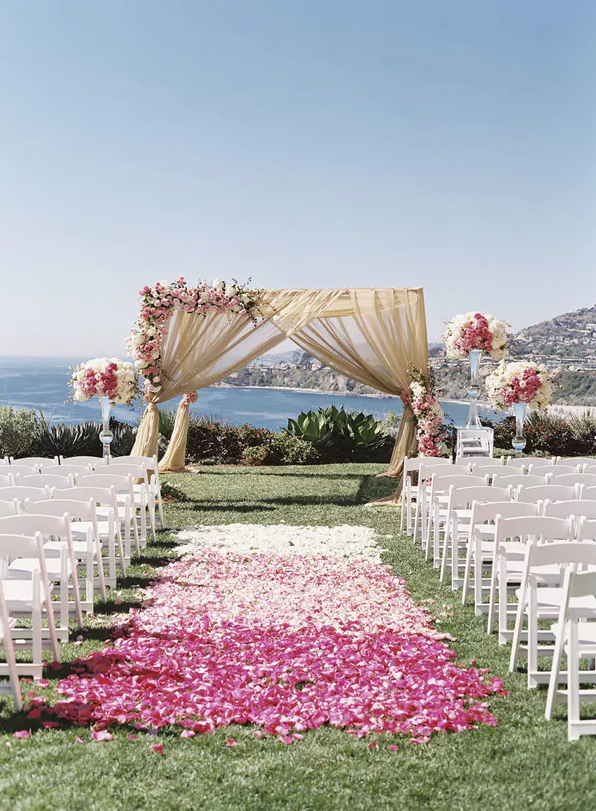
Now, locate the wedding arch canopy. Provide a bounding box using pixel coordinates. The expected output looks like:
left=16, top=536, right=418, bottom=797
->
left=129, top=285, right=429, bottom=483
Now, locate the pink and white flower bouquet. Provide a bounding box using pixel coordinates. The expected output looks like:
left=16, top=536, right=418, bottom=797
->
left=443, top=312, right=509, bottom=360
left=404, top=369, right=448, bottom=457
left=70, top=358, right=140, bottom=405
left=485, top=360, right=552, bottom=411
left=127, top=277, right=262, bottom=396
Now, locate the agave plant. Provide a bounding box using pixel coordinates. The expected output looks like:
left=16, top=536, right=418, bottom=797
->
left=285, top=406, right=393, bottom=462
left=34, top=415, right=102, bottom=458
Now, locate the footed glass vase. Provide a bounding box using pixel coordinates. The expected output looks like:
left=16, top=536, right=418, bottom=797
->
left=512, top=401, right=527, bottom=458
left=98, top=396, right=113, bottom=459
left=465, top=349, right=483, bottom=429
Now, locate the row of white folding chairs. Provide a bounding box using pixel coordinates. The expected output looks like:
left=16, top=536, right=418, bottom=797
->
left=485, top=514, right=596, bottom=740
left=400, top=456, right=596, bottom=536
left=2, top=458, right=161, bottom=546
left=4, top=454, right=165, bottom=530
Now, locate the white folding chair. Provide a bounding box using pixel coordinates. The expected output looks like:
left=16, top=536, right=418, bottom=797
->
left=77, top=473, right=140, bottom=559
left=399, top=456, right=447, bottom=536
left=517, top=484, right=584, bottom=505
left=425, top=473, right=487, bottom=567
left=488, top=515, right=574, bottom=645
left=558, top=457, right=595, bottom=467
left=413, top=462, right=471, bottom=547
left=492, top=473, right=551, bottom=490
left=462, top=500, right=539, bottom=615
left=59, top=456, right=103, bottom=468
left=50, top=486, right=126, bottom=584
left=440, top=484, right=512, bottom=587
left=20, top=473, right=75, bottom=489
left=25, top=499, right=107, bottom=602
left=11, top=457, right=59, bottom=469
left=0, top=513, right=84, bottom=629
left=83, top=464, right=155, bottom=546
left=546, top=559, right=596, bottom=739
left=506, top=457, right=556, bottom=470
left=510, top=530, right=595, bottom=688
left=0, top=457, right=10, bottom=466
left=44, top=464, right=93, bottom=480
left=551, top=473, right=596, bottom=489
left=4, top=465, right=40, bottom=478
left=0, top=580, right=23, bottom=710
left=109, top=454, right=165, bottom=528
left=530, top=464, right=582, bottom=477
left=0, top=532, right=61, bottom=674
left=0, top=500, right=19, bottom=518
left=0, top=486, right=53, bottom=507
left=0, top=473, right=16, bottom=488
left=545, top=499, right=596, bottom=523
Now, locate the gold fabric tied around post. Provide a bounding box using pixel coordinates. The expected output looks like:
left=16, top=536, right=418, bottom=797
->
left=130, top=287, right=429, bottom=497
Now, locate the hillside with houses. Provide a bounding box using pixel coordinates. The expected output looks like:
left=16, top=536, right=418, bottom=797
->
left=220, top=305, right=596, bottom=406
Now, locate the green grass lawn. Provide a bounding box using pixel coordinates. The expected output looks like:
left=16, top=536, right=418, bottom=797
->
left=0, top=464, right=594, bottom=811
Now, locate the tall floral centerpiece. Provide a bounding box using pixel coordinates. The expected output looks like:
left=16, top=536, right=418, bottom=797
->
left=485, top=361, right=552, bottom=456
left=403, top=368, right=448, bottom=457
left=443, top=312, right=509, bottom=429
left=70, top=358, right=140, bottom=457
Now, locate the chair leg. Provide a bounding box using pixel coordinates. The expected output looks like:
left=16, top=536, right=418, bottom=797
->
left=546, top=623, right=566, bottom=720
left=568, top=621, right=581, bottom=741
left=487, top=550, right=499, bottom=635
left=498, top=554, right=509, bottom=645
left=509, top=581, right=528, bottom=674
left=157, top=486, right=165, bottom=528
left=527, top=586, right=539, bottom=688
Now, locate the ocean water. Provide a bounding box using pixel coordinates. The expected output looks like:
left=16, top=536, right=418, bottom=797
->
left=0, top=357, right=501, bottom=431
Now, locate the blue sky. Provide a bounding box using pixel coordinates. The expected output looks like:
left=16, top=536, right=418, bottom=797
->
left=1, top=0, right=595, bottom=355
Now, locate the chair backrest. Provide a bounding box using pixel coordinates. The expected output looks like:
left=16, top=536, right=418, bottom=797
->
left=584, top=486, right=596, bottom=500
left=92, top=462, right=148, bottom=482
left=472, top=500, right=540, bottom=523
left=78, top=473, right=132, bottom=491
left=449, top=484, right=512, bottom=508
left=469, top=465, right=507, bottom=479
left=0, top=499, right=19, bottom=517
left=5, top=464, right=40, bottom=476
left=506, top=456, right=555, bottom=469
left=529, top=464, right=581, bottom=476
left=545, top=500, right=596, bottom=521
left=109, top=454, right=158, bottom=472
left=0, top=486, right=52, bottom=503
left=495, top=514, right=574, bottom=543
left=420, top=462, right=469, bottom=479
left=12, top=456, right=59, bottom=469
left=0, top=473, right=15, bottom=487
left=550, top=473, right=596, bottom=488
left=431, top=473, right=487, bottom=492
left=44, top=464, right=93, bottom=477
left=558, top=457, right=595, bottom=467
left=525, top=537, right=596, bottom=570
left=0, top=456, right=9, bottom=466
left=51, top=485, right=116, bottom=507
left=59, top=456, right=102, bottom=467
left=493, top=473, right=549, bottom=488
left=0, top=532, right=39, bottom=561
left=0, top=512, right=72, bottom=538
left=517, top=484, right=582, bottom=504
left=20, top=474, right=74, bottom=489
left=24, top=498, right=94, bottom=521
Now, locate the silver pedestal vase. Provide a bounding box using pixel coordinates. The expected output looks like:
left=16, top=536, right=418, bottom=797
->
left=98, top=396, right=113, bottom=460
left=465, top=349, right=483, bottom=429
left=512, top=402, right=527, bottom=458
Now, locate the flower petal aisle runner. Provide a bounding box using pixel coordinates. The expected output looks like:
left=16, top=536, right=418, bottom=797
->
left=33, top=525, right=506, bottom=744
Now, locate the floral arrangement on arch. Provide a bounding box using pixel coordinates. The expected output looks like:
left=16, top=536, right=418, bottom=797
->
left=485, top=360, right=552, bottom=411
left=70, top=358, right=140, bottom=404
left=442, top=312, right=509, bottom=360
left=403, top=367, right=448, bottom=457
left=127, top=277, right=263, bottom=396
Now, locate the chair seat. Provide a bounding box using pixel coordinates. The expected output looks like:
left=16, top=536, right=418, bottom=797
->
left=9, top=557, right=73, bottom=579
left=44, top=539, right=101, bottom=557
left=552, top=621, right=596, bottom=648
left=70, top=521, right=111, bottom=539
left=515, top=587, right=596, bottom=611
left=2, top=578, right=53, bottom=608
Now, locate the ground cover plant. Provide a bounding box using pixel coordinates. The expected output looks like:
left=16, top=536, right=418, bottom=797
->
left=0, top=465, right=595, bottom=811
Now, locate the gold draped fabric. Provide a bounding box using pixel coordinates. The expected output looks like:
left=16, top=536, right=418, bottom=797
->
left=131, top=288, right=428, bottom=493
